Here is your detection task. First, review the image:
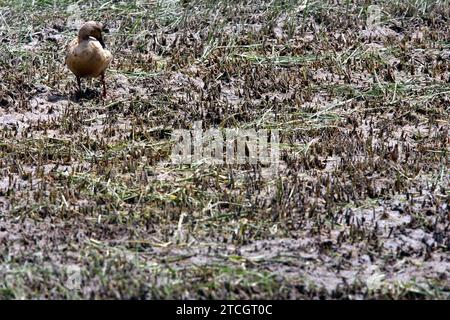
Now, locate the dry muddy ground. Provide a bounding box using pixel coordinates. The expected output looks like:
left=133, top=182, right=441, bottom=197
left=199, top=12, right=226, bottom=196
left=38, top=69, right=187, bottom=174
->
left=0, top=0, right=449, bottom=299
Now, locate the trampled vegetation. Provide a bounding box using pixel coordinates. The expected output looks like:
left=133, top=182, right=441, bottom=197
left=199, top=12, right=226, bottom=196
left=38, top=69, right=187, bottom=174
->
left=0, top=0, right=449, bottom=299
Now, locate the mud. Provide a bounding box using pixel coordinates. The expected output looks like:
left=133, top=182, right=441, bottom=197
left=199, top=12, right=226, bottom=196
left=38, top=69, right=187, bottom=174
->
left=0, top=0, right=448, bottom=299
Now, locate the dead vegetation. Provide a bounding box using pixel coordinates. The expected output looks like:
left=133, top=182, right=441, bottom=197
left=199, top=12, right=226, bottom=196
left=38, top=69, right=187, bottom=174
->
left=0, top=0, right=449, bottom=299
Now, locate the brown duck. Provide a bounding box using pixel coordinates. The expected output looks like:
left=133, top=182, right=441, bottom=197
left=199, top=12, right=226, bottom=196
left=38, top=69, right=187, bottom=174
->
left=66, top=21, right=112, bottom=97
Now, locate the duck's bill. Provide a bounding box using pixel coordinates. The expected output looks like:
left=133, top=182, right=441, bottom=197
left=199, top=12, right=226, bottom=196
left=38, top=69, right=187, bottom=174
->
left=99, top=37, right=106, bottom=49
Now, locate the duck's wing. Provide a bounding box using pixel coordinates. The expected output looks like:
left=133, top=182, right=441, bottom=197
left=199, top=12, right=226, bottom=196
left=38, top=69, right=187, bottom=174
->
left=65, top=38, right=79, bottom=64
left=101, top=48, right=113, bottom=72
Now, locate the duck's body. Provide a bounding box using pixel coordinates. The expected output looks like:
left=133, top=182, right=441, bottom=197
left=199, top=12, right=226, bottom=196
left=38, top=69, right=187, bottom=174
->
left=65, top=21, right=112, bottom=97
left=66, top=37, right=112, bottom=78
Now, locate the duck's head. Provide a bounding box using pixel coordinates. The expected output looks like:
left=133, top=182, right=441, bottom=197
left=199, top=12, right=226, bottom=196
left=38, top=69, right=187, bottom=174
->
left=78, top=21, right=106, bottom=48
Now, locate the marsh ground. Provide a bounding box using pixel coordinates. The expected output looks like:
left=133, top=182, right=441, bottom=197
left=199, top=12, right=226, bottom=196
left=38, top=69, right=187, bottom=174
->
left=0, top=0, right=449, bottom=299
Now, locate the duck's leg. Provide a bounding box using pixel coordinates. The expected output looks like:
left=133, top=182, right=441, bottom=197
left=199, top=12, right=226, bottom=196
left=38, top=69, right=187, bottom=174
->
left=76, top=76, right=82, bottom=94
left=100, top=72, right=107, bottom=98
